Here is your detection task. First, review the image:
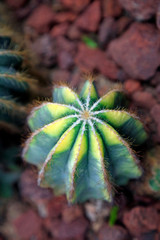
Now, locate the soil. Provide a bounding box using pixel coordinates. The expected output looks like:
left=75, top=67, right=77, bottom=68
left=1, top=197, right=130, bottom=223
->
left=0, top=0, right=160, bottom=240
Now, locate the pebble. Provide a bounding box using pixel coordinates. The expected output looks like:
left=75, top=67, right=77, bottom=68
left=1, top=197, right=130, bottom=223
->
left=108, top=23, right=160, bottom=80
left=75, top=1, right=101, bottom=32
left=118, top=0, right=158, bottom=20
left=123, top=206, right=159, bottom=237
left=25, top=4, right=55, bottom=33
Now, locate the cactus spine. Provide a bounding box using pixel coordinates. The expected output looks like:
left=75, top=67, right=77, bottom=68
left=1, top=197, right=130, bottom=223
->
left=23, top=79, right=147, bottom=203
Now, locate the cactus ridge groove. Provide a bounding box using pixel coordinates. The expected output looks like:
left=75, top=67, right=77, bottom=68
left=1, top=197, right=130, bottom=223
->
left=88, top=118, right=111, bottom=199
left=90, top=116, right=138, bottom=163
left=68, top=120, right=87, bottom=202
left=38, top=118, right=82, bottom=185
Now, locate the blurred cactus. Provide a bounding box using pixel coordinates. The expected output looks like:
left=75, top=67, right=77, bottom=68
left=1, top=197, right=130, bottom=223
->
left=0, top=27, right=37, bottom=131
left=136, top=147, right=160, bottom=197
left=23, top=79, right=147, bottom=203
left=0, top=146, right=20, bottom=198
left=149, top=168, right=160, bottom=193
left=0, top=25, right=38, bottom=198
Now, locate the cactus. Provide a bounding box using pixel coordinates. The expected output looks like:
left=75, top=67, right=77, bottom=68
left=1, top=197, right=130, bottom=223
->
left=149, top=168, right=160, bottom=193
left=0, top=26, right=38, bottom=198
left=0, top=28, right=37, bottom=131
left=136, top=147, right=160, bottom=197
left=0, top=146, right=20, bottom=198
left=23, top=79, right=147, bottom=203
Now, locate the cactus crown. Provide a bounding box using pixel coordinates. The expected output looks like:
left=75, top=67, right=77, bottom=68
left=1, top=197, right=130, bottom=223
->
left=23, top=79, right=147, bottom=203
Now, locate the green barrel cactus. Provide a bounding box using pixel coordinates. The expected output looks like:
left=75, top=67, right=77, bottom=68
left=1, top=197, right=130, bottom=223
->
left=23, top=79, right=147, bottom=203
left=0, top=28, right=37, bottom=130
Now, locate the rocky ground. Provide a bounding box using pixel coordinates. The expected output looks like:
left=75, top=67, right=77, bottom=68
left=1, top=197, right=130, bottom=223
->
left=1, top=0, right=160, bottom=239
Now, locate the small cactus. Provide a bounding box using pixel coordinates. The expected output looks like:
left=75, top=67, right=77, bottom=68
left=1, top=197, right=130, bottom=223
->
left=136, top=147, right=160, bottom=197
left=0, top=146, right=20, bottom=198
left=0, top=26, right=38, bottom=198
left=23, top=79, right=147, bottom=203
left=149, top=167, right=160, bottom=193
left=0, top=28, right=37, bottom=130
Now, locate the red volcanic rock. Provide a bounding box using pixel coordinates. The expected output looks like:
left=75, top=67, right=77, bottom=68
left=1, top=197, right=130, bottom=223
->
left=13, top=1, right=39, bottom=20
left=46, top=218, right=88, bottom=239
left=59, top=0, right=90, bottom=12
left=118, top=0, right=158, bottom=20
left=134, top=232, right=160, bottom=240
left=20, top=169, right=52, bottom=204
left=75, top=1, right=101, bottom=32
left=50, top=69, right=70, bottom=83
left=124, top=79, right=142, bottom=94
left=69, top=70, right=82, bottom=87
left=157, top=124, right=160, bottom=142
left=75, top=43, right=120, bottom=80
left=158, top=216, right=160, bottom=232
left=56, top=37, right=77, bottom=53
left=98, top=17, right=116, bottom=47
left=156, top=85, right=160, bottom=102
left=6, top=0, right=27, bottom=9
left=47, top=195, right=67, bottom=218
left=67, top=24, right=82, bottom=40
left=108, top=23, right=160, bottom=80
left=98, top=225, right=129, bottom=240
left=150, top=104, right=160, bottom=124
left=132, top=91, right=156, bottom=109
left=102, top=0, right=122, bottom=17
left=152, top=124, right=160, bottom=143
left=123, top=207, right=159, bottom=237
left=58, top=51, right=74, bottom=69
left=56, top=37, right=77, bottom=69
left=156, top=3, right=160, bottom=30
left=151, top=72, right=160, bottom=86
left=154, top=202, right=160, bottom=211
left=28, top=35, right=57, bottom=67
left=62, top=205, right=83, bottom=223
left=50, top=23, right=69, bottom=37
left=25, top=4, right=55, bottom=33
left=116, top=16, right=132, bottom=35
left=54, top=12, right=77, bottom=23
left=14, top=210, right=43, bottom=240
left=156, top=84, right=160, bottom=94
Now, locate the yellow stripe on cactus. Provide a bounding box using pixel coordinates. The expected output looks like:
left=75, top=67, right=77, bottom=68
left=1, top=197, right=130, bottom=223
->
left=28, top=102, right=80, bottom=131
left=90, top=90, right=127, bottom=112
left=88, top=121, right=112, bottom=201
left=80, top=80, right=98, bottom=107
left=53, top=86, right=84, bottom=110
left=66, top=121, right=88, bottom=202
left=96, top=110, right=147, bottom=145
left=38, top=121, right=82, bottom=191
left=23, top=116, right=78, bottom=166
